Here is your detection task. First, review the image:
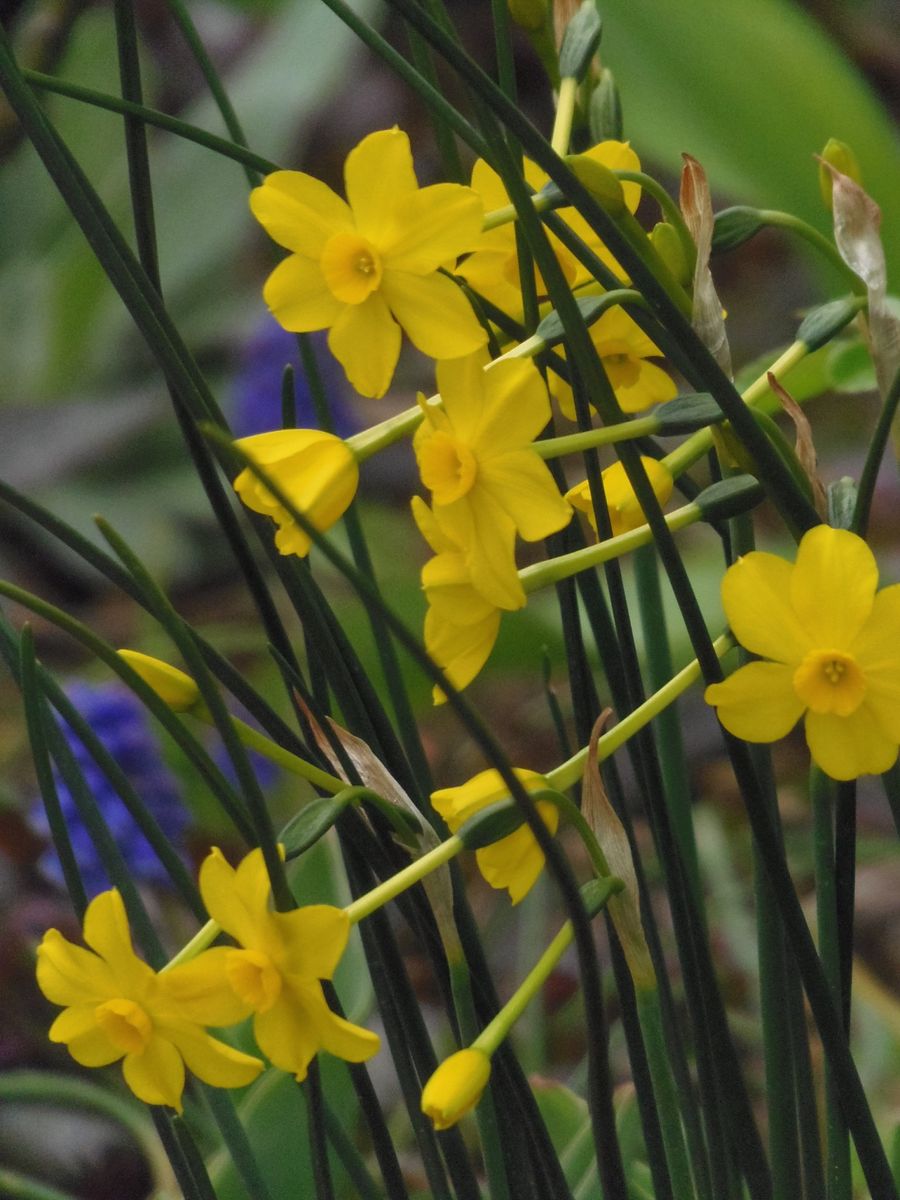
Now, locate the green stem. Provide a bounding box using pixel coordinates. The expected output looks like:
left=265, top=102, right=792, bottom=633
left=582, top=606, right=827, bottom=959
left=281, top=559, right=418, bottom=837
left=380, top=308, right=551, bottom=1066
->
left=852, top=365, right=900, bottom=536
left=811, top=768, right=853, bottom=1200
left=520, top=500, right=702, bottom=593
left=344, top=836, right=463, bottom=925
left=551, top=75, right=578, bottom=155
left=547, top=633, right=733, bottom=791
left=758, top=210, right=865, bottom=294
left=637, top=988, right=697, bottom=1200
left=534, top=414, right=660, bottom=459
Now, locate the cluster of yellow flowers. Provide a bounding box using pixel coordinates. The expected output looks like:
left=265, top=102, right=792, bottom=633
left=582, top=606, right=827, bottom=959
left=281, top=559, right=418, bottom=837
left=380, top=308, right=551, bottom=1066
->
left=37, top=848, right=379, bottom=1111
left=237, top=128, right=677, bottom=700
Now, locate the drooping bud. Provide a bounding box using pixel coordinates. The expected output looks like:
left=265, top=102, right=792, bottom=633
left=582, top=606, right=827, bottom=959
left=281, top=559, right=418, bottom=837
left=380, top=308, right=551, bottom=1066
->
left=421, top=1049, right=492, bottom=1130
left=117, top=651, right=201, bottom=712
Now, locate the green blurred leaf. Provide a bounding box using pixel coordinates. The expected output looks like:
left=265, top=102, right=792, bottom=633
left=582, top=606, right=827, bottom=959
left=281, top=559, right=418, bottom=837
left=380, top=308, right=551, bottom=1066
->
left=598, top=0, right=900, bottom=282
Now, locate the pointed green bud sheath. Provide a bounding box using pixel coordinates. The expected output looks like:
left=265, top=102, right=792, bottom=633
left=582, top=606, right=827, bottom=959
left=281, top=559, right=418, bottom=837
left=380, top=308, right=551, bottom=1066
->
left=564, top=152, right=626, bottom=215
left=827, top=475, right=858, bottom=531
left=819, top=138, right=862, bottom=210
left=796, top=296, right=861, bottom=351
left=654, top=392, right=724, bottom=434
left=508, top=0, right=548, bottom=31
left=694, top=475, right=764, bottom=522
left=650, top=221, right=691, bottom=286
left=588, top=67, right=623, bottom=142
left=711, top=206, right=765, bottom=255
left=558, top=0, right=602, bottom=81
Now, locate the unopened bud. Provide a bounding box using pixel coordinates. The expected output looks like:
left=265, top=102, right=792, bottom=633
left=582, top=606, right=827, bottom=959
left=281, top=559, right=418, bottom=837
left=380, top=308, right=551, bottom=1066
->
left=588, top=68, right=623, bottom=142
left=650, top=221, right=691, bottom=286
left=819, top=138, right=862, bottom=211
left=117, top=650, right=200, bottom=711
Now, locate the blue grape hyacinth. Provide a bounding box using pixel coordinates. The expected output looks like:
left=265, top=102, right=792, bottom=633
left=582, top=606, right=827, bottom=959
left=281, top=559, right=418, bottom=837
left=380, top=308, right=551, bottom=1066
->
left=32, top=682, right=188, bottom=896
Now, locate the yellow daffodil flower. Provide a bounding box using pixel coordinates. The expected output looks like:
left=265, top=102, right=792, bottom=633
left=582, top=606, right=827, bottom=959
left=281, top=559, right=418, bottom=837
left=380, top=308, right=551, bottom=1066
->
left=35, top=889, right=263, bottom=1111
left=232, top=428, right=359, bottom=557
left=414, top=352, right=572, bottom=609
left=552, top=306, right=676, bottom=420
left=411, top=497, right=505, bottom=704
left=250, top=128, right=487, bottom=398
left=421, top=1048, right=491, bottom=1130
left=567, top=458, right=674, bottom=538
left=458, top=141, right=641, bottom=319
left=431, top=768, right=558, bottom=904
left=705, top=525, right=900, bottom=780
left=188, top=848, right=380, bottom=1081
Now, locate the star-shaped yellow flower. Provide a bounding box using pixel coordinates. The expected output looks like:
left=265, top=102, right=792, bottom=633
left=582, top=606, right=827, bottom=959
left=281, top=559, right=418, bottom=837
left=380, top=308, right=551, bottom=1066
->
left=705, top=525, right=900, bottom=780
left=567, top=458, right=674, bottom=538
left=431, top=768, right=558, bottom=904
left=413, top=351, right=572, bottom=609
left=36, top=889, right=263, bottom=1111
left=552, top=306, right=676, bottom=420
left=458, top=141, right=641, bottom=320
left=250, top=128, right=487, bottom=398
left=232, top=428, right=359, bottom=557
left=187, top=848, right=380, bottom=1081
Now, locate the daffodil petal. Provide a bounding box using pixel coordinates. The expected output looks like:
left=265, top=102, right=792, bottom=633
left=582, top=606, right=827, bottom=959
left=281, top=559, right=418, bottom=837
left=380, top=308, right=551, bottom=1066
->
left=721, top=552, right=812, bottom=664
left=328, top=294, right=401, bottom=399
left=613, top=360, right=677, bottom=413
left=424, top=605, right=501, bottom=703
left=380, top=270, right=486, bottom=361
left=82, top=892, right=149, bottom=999
left=423, top=552, right=499, bottom=624
left=432, top=352, right=489, bottom=443
left=479, top=450, right=572, bottom=542
left=852, top=584, right=900, bottom=739
left=123, top=1036, right=186, bottom=1111
left=705, top=661, right=805, bottom=742
left=199, top=848, right=270, bottom=950
left=313, top=1006, right=381, bottom=1063
left=160, top=948, right=253, bottom=1027
left=470, top=157, right=511, bottom=211
left=49, top=1004, right=103, bottom=1044
left=382, top=184, right=484, bottom=272
left=475, top=814, right=551, bottom=905
left=790, top=525, right=878, bottom=648
left=805, top=707, right=899, bottom=781
left=344, top=128, right=417, bottom=244
left=274, top=905, right=350, bottom=980
left=64, top=1025, right=123, bottom=1068
left=263, top=254, right=341, bottom=333
left=250, top=171, right=352, bottom=256
left=254, top=985, right=323, bottom=1081
left=435, top=494, right=524, bottom=610
left=478, top=358, right=552, bottom=450
left=165, top=1023, right=263, bottom=1090
left=36, top=929, right=117, bottom=1007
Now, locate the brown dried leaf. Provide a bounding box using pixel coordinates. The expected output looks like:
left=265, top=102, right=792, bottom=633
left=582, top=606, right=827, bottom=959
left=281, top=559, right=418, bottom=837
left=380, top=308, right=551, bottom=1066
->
left=822, top=161, right=900, bottom=400
left=680, top=154, right=732, bottom=378
left=295, top=694, right=458, bottom=952
left=767, top=372, right=827, bottom=518
left=581, top=713, right=654, bottom=989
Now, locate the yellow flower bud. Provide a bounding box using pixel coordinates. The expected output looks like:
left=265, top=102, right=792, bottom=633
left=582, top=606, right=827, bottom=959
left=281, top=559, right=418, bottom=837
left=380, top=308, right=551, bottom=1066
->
left=421, top=1048, right=491, bottom=1130
left=117, top=651, right=200, bottom=712
left=818, top=138, right=862, bottom=211
left=233, top=429, right=359, bottom=558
